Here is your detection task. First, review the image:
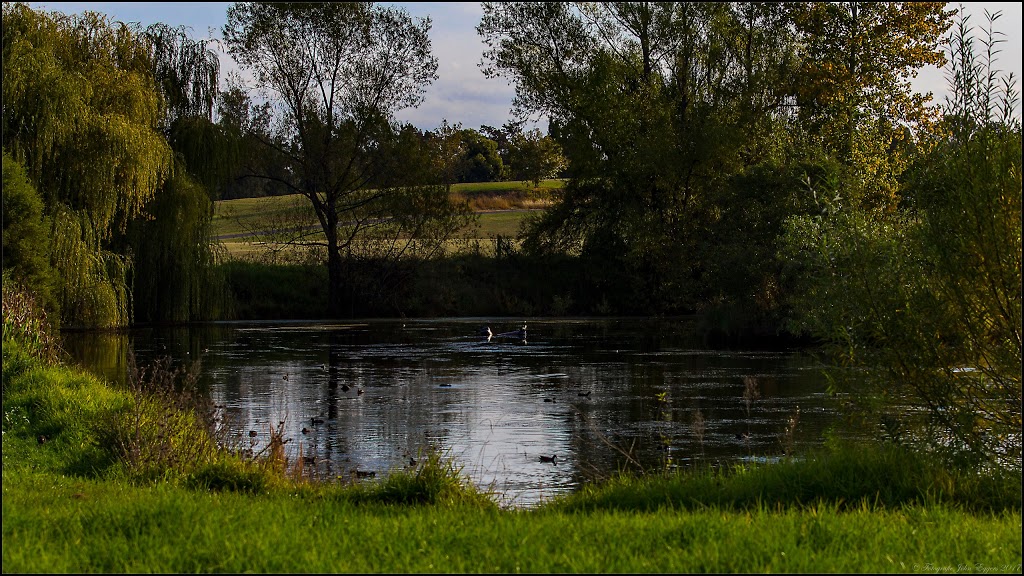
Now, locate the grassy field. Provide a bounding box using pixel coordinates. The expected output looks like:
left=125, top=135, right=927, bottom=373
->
left=3, top=334, right=1022, bottom=573
left=212, top=180, right=563, bottom=253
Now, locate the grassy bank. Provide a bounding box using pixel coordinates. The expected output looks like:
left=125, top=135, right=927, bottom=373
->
left=3, top=328, right=1021, bottom=573
left=4, top=471, right=1019, bottom=573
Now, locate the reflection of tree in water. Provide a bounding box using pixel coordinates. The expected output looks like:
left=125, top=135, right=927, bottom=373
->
left=60, top=319, right=846, bottom=505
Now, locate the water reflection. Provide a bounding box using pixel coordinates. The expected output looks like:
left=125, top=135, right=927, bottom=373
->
left=63, top=318, right=842, bottom=507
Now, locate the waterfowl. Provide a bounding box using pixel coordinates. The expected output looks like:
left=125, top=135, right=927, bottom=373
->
left=497, top=324, right=527, bottom=339
left=539, top=454, right=557, bottom=464
left=478, top=326, right=493, bottom=338
left=248, top=430, right=258, bottom=438
left=302, top=427, right=310, bottom=435
left=577, top=391, right=592, bottom=397
left=341, top=384, right=351, bottom=392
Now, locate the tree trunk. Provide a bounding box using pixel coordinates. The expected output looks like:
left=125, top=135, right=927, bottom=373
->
left=325, top=209, right=343, bottom=318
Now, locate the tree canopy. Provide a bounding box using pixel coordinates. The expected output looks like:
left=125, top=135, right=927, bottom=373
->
left=3, top=3, right=172, bottom=326
left=3, top=3, right=227, bottom=326
left=223, top=2, right=471, bottom=316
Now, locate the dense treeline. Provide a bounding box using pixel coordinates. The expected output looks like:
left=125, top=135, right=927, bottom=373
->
left=216, top=120, right=566, bottom=199
left=2, top=2, right=1020, bottom=468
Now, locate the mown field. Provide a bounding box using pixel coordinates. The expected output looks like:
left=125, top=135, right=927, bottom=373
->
left=213, top=180, right=564, bottom=259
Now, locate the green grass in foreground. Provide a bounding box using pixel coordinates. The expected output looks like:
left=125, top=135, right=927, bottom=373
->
left=3, top=336, right=1022, bottom=573
left=4, top=468, right=1020, bottom=573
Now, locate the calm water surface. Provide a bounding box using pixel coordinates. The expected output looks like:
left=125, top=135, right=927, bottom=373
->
left=64, top=317, right=845, bottom=507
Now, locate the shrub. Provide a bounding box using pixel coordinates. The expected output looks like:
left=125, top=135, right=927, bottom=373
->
left=2, top=151, right=56, bottom=314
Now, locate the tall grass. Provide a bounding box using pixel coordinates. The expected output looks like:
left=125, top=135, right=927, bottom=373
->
left=1, top=273, right=60, bottom=362
left=547, top=441, right=1022, bottom=514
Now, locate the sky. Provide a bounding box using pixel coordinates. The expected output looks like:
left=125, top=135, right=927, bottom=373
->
left=26, top=2, right=1024, bottom=132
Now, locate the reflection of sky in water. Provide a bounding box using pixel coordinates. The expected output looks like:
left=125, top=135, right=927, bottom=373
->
left=64, top=318, right=845, bottom=508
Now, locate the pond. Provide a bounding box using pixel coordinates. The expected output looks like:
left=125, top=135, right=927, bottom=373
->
left=63, top=317, right=848, bottom=508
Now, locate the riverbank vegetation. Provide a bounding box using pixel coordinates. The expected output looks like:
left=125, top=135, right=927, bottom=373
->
left=2, top=1, right=1021, bottom=571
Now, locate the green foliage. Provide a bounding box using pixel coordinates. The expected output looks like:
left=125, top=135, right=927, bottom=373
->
left=790, top=2, right=952, bottom=206
left=3, top=3, right=170, bottom=327
left=2, top=4, right=226, bottom=327
left=2, top=5, right=172, bottom=232
left=2, top=151, right=56, bottom=314
left=143, top=22, right=219, bottom=125
left=186, top=460, right=270, bottom=494
left=1, top=322, right=275, bottom=489
left=223, top=2, right=475, bottom=316
left=698, top=158, right=840, bottom=337
left=779, top=10, right=1022, bottom=470
left=480, top=2, right=802, bottom=314
left=48, top=205, right=134, bottom=328
left=506, top=127, right=566, bottom=187
left=352, top=450, right=496, bottom=507
left=451, top=126, right=504, bottom=183
left=2, top=336, right=130, bottom=476
left=127, top=23, right=228, bottom=324
left=100, top=355, right=220, bottom=483
left=127, top=169, right=228, bottom=323
left=213, top=84, right=288, bottom=200
left=478, top=2, right=962, bottom=328
left=550, top=442, right=1021, bottom=513
left=221, top=261, right=328, bottom=319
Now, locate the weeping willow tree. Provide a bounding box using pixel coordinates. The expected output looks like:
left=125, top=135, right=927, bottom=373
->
left=3, top=4, right=230, bottom=326
left=3, top=3, right=172, bottom=327
left=124, top=23, right=232, bottom=323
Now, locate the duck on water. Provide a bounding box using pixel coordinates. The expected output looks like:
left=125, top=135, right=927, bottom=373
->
left=496, top=324, right=527, bottom=340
